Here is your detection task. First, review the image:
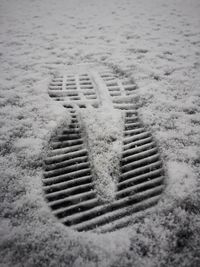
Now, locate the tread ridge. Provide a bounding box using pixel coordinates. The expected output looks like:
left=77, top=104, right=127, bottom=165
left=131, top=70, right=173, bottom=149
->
left=43, top=68, right=165, bottom=232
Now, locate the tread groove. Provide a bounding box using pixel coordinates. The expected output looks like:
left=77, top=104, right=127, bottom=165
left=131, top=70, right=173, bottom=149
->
left=43, top=69, right=165, bottom=232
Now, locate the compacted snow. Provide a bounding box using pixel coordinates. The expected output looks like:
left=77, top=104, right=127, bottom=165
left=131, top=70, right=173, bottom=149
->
left=0, top=0, right=200, bottom=266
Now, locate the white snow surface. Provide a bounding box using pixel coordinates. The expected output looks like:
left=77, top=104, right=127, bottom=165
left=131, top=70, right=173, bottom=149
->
left=82, top=106, right=123, bottom=202
left=0, top=0, right=200, bottom=266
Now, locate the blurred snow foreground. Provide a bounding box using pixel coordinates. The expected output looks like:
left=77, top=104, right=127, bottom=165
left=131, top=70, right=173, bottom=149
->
left=0, top=0, right=200, bottom=266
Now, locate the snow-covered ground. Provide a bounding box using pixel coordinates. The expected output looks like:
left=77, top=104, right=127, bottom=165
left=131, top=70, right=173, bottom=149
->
left=0, top=0, right=200, bottom=266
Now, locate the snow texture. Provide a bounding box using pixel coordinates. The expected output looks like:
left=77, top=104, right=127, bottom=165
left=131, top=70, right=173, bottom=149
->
left=0, top=0, right=200, bottom=266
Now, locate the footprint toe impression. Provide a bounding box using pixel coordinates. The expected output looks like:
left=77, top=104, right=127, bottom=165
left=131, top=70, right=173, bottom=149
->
left=43, top=64, right=165, bottom=232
